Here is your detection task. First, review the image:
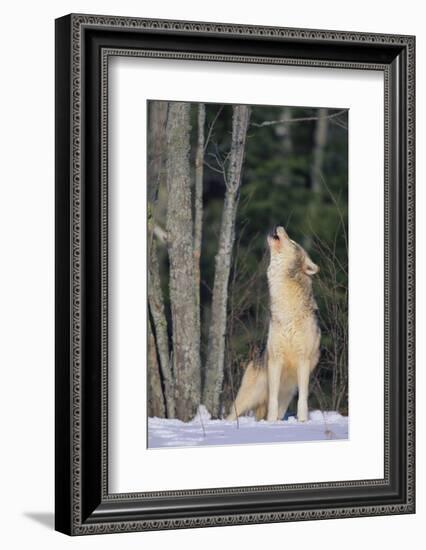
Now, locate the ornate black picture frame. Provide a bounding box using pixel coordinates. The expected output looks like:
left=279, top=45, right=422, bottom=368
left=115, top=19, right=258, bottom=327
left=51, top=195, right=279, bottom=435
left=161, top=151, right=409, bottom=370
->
left=55, top=13, right=415, bottom=535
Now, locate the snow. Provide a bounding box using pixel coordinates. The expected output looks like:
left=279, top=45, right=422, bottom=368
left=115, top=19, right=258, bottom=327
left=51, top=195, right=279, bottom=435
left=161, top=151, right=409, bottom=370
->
left=148, top=405, right=348, bottom=449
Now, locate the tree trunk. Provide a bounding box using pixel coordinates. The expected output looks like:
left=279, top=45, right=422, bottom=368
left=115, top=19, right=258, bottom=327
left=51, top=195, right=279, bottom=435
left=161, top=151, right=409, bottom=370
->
left=147, top=100, right=175, bottom=418
left=147, top=235, right=176, bottom=417
left=305, top=107, right=329, bottom=251
left=194, top=104, right=205, bottom=350
left=166, top=102, right=201, bottom=421
left=147, top=101, right=168, bottom=203
left=203, top=105, right=251, bottom=417
left=311, top=107, right=328, bottom=192
left=147, top=319, right=166, bottom=418
left=275, top=106, right=293, bottom=186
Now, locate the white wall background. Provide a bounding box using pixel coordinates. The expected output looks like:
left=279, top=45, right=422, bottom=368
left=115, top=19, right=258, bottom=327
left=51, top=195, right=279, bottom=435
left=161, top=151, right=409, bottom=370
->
left=0, top=0, right=423, bottom=547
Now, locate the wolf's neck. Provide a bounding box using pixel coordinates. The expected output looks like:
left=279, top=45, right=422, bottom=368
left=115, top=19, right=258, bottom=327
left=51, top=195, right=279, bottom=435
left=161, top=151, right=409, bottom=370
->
left=267, top=268, right=313, bottom=321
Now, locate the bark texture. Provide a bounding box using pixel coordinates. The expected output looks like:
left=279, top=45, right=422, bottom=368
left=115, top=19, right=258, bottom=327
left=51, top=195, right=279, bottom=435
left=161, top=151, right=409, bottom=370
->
left=147, top=235, right=175, bottom=417
left=203, top=105, right=251, bottom=417
left=147, top=320, right=166, bottom=418
left=147, top=101, right=168, bottom=203
left=194, top=104, right=206, bottom=346
left=147, top=100, right=175, bottom=418
left=166, top=102, right=201, bottom=421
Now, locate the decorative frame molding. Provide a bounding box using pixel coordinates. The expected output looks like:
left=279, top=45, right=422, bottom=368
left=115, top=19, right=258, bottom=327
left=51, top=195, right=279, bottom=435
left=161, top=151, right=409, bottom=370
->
left=55, top=14, right=415, bottom=535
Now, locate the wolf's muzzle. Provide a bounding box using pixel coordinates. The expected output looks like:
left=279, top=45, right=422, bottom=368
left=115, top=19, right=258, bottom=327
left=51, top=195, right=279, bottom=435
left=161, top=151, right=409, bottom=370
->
left=269, top=226, right=280, bottom=240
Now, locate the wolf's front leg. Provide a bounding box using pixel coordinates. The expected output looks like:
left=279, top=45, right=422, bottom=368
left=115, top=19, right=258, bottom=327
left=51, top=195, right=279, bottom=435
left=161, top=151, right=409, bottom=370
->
left=297, top=359, right=310, bottom=422
left=267, top=359, right=282, bottom=421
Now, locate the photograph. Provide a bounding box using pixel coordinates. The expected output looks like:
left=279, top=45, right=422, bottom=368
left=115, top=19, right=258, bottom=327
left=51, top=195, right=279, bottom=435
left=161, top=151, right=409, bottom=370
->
left=147, top=100, right=349, bottom=448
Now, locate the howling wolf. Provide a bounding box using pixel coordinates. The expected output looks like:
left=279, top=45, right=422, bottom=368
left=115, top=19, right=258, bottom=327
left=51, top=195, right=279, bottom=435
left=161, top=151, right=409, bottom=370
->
left=227, top=226, right=321, bottom=422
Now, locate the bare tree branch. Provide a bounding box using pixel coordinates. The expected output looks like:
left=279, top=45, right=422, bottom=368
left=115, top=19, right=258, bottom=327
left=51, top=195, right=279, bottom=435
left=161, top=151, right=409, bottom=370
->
left=203, top=159, right=226, bottom=175
left=203, top=106, right=223, bottom=153
left=251, top=108, right=347, bottom=128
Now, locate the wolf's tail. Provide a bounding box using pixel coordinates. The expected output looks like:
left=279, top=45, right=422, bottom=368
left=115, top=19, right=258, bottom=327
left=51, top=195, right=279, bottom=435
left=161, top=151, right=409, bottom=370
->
left=226, top=361, right=267, bottom=421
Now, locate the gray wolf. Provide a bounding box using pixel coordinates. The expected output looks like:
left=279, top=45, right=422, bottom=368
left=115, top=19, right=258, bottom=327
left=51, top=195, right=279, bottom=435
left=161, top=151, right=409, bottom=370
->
left=227, top=226, right=321, bottom=422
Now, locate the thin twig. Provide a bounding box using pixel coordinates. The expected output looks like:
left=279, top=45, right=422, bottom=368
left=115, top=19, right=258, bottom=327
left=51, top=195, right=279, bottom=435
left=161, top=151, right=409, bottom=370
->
left=251, top=109, right=348, bottom=128
left=203, top=106, right=224, bottom=153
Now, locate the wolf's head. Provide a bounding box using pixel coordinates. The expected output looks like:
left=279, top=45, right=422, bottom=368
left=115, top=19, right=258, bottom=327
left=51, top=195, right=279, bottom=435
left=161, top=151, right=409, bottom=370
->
left=267, top=226, right=319, bottom=278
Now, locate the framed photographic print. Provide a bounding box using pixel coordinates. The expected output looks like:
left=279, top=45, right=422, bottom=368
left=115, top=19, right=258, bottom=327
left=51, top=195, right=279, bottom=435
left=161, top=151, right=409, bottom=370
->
left=55, top=14, right=415, bottom=535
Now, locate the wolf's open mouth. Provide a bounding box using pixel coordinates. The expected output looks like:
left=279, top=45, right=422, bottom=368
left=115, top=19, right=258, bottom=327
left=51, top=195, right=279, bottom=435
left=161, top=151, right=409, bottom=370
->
left=270, top=227, right=280, bottom=240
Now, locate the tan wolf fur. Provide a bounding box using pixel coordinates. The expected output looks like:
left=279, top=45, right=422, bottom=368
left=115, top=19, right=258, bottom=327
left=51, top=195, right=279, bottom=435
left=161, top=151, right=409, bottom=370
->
left=227, top=226, right=321, bottom=422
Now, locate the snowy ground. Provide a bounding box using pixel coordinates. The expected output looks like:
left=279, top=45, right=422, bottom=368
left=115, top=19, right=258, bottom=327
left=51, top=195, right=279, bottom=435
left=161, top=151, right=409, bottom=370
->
left=148, top=406, right=348, bottom=449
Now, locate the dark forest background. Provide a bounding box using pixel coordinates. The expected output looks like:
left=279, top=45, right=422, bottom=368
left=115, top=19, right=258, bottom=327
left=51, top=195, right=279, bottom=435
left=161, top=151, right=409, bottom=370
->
left=148, top=102, right=348, bottom=420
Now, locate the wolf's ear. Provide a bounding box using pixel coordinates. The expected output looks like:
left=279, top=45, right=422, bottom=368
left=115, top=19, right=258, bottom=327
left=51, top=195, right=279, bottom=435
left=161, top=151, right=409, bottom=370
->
left=303, top=256, right=319, bottom=276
